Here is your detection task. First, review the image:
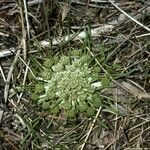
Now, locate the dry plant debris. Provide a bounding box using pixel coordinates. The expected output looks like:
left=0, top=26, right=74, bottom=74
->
left=0, top=0, right=150, bottom=149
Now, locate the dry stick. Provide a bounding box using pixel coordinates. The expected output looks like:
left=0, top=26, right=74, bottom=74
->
left=106, top=118, right=150, bottom=149
left=122, top=134, right=140, bottom=148
left=3, top=0, right=30, bottom=105
left=17, top=60, right=30, bottom=103
left=23, top=0, right=30, bottom=39
left=0, top=23, right=114, bottom=58
left=0, top=49, right=21, bottom=123
left=55, top=120, right=86, bottom=145
left=18, top=56, right=36, bottom=79
left=0, top=64, right=6, bottom=81
left=4, top=49, right=21, bottom=103
left=18, top=0, right=27, bottom=60
left=136, top=32, right=150, bottom=38
left=113, top=89, right=118, bottom=149
left=109, top=0, right=150, bottom=32
left=142, top=125, right=150, bottom=138
left=0, top=111, right=3, bottom=123
left=127, top=120, right=150, bottom=132
left=104, top=129, right=128, bottom=150
left=71, top=0, right=113, bottom=8
left=0, top=0, right=43, bottom=11
left=104, top=118, right=128, bottom=150
left=42, top=0, right=52, bottom=49
left=0, top=65, right=6, bottom=122
left=0, top=48, right=16, bottom=58
left=80, top=106, right=102, bottom=150
left=28, top=0, right=43, bottom=5
left=133, top=114, right=150, bottom=122
left=4, top=137, right=18, bottom=150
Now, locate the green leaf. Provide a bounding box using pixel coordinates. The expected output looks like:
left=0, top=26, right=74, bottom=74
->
left=35, top=84, right=45, bottom=94
left=43, top=58, right=54, bottom=68
left=41, top=69, right=52, bottom=80
left=78, top=102, right=87, bottom=112
left=86, top=107, right=95, bottom=117
left=103, top=106, right=119, bottom=115
left=93, top=66, right=100, bottom=73
left=42, top=102, right=50, bottom=109
left=70, top=49, right=81, bottom=56
left=101, top=77, right=110, bottom=86
left=60, top=56, right=70, bottom=65
left=55, top=144, right=70, bottom=150
left=52, top=107, right=59, bottom=115
left=31, top=93, right=39, bottom=101
left=92, top=96, right=101, bottom=108
left=66, top=109, right=76, bottom=118
left=63, top=100, right=72, bottom=110
left=53, top=56, right=59, bottom=64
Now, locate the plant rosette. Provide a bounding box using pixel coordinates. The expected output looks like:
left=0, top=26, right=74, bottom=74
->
left=32, top=50, right=103, bottom=118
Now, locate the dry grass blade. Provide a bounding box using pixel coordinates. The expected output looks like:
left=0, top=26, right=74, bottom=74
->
left=17, top=60, right=30, bottom=103
left=0, top=49, right=21, bottom=123
left=60, top=2, right=70, bottom=22
left=4, top=49, right=21, bottom=103
left=18, top=0, right=28, bottom=60
left=80, top=106, right=102, bottom=150
left=121, top=81, right=150, bottom=99
left=109, top=0, right=150, bottom=32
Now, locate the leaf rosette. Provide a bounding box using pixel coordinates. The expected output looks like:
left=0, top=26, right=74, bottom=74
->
left=32, top=51, right=102, bottom=118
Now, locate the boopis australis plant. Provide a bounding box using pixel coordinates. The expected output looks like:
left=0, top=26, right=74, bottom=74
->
left=32, top=50, right=102, bottom=118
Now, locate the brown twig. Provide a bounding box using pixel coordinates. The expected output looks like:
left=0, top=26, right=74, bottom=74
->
left=18, top=0, right=28, bottom=60
left=109, top=0, right=150, bottom=32
left=80, top=106, right=102, bottom=150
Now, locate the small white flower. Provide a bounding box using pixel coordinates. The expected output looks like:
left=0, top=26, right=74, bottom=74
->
left=91, top=82, right=102, bottom=88
left=44, top=83, right=50, bottom=92
left=72, top=100, right=75, bottom=107
left=88, top=77, right=92, bottom=82
left=56, top=91, right=60, bottom=96
left=39, top=94, right=46, bottom=99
